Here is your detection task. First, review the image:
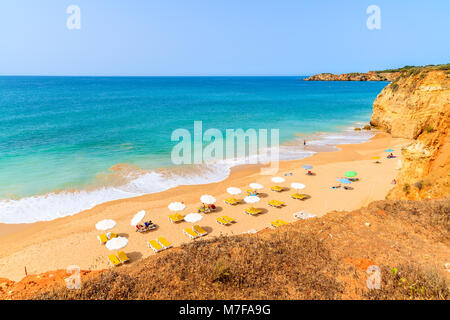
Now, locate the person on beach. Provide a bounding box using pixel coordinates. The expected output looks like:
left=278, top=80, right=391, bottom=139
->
left=304, top=140, right=306, bottom=146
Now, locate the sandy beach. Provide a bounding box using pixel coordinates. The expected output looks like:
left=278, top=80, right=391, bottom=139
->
left=0, top=132, right=410, bottom=281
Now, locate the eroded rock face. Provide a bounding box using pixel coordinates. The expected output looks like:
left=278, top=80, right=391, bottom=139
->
left=370, top=69, right=450, bottom=200
left=370, top=70, right=450, bottom=139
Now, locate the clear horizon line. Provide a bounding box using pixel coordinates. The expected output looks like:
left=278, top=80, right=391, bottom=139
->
left=0, top=74, right=309, bottom=77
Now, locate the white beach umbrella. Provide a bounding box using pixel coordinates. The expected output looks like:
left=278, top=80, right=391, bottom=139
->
left=200, top=195, right=216, bottom=205
left=184, top=213, right=203, bottom=223
left=95, top=219, right=116, bottom=231
left=130, top=210, right=146, bottom=226
left=291, top=182, right=306, bottom=190
left=105, top=236, right=128, bottom=250
left=168, top=202, right=186, bottom=212
left=244, top=196, right=261, bottom=204
left=271, top=177, right=285, bottom=183
left=249, top=183, right=264, bottom=190
left=293, top=210, right=317, bottom=220
left=227, top=187, right=242, bottom=195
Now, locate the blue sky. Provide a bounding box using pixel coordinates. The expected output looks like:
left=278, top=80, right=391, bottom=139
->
left=0, top=0, right=448, bottom=76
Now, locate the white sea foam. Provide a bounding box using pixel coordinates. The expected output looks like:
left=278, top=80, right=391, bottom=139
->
left=0, top=129, right=374, bottom=224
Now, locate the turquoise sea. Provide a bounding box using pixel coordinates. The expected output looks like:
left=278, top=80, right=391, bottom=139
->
left=0, top=76, right=388, bottom=223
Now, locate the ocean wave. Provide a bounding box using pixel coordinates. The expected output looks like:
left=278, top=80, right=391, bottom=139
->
left=0, top=129, right=374, bottom=224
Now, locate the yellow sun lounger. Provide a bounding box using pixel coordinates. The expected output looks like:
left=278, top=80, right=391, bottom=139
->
left=116, top=250, right=130, bottom=263
left=245, top=207, right=262, bottom=215
left=184, top=228, right=200, bottom=239
left=157, top=237, right=173, bottom=249
left=291, top=193, right=308, bottom=200
left=168, top=213, right=184, bottom=223
left=271, top=219, right=289, bottom=228
left=224, top=197, right=239, bottom=205
left=271, top=186, right=284, bottom=192
left=268, top=200, right=284, bottom=208
left=107, top=254, right=121, bottom=267
left=193, top=225, right=208, bottom=236
left=147, top=239, right=164, bottom=253
left=222, top=216, right=236, bottom=223
left=216, top=217, right=231, bottom=225
left=97, top=234, right=108, bottom=244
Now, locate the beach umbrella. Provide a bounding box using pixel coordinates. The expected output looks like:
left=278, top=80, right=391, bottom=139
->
left=271, top=177, right=285, bottom=183
left=337, top=178, right=351, bottom=184
left=244, top=196, right=261, bottom=204
left=385, top=149, right=394, bottom=152
left=200, top=195, right=216, bottom=204
left=345, top=171, right=357, bottom=178
left=293, top=210, right=317, bottom=220
left=302, top=164, right=313, bottom=170
left=291, top=182, right=306, bottom=190
left=168, top=202, right=185, bottom=212
left=371, top=156, right=380, bottom=160
left=249, top=183, right=263, bottom=190
left=184, top=213, right=203, bottom=223
left=95, top=219, right=116, bottom=231
left=105, top=236, right=128, bottom=251
left=130, top=210, right=146, bottom=226
left=227, top=187, right=242, bottom=195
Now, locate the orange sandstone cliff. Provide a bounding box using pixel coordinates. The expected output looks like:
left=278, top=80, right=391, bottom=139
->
left=370, top=67, right=450, bottom=200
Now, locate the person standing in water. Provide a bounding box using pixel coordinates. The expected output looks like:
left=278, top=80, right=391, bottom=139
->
left=303, top=140, right=306, bottom=147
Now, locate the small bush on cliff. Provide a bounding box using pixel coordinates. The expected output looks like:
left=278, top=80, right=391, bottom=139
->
left=403, top=184, right=411, bottom=194
left=425, top=125, right=435, bottom=133
left=414, top=180, right=424, bottom=191
left=390, top=82, right=399, bottom=92
left=365, top=264, right=448, bottom=300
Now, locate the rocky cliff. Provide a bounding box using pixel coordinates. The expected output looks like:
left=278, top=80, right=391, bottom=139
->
left=304, top=71, right=399, bottom=81
left=370, top=66, right=450, bottom=200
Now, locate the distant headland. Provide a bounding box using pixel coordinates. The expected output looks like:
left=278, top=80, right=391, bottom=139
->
left=304, top=64, right=449, bottom=81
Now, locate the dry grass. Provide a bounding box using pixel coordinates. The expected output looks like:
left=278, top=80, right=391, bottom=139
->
left=32, top=197, right=450, bottom=300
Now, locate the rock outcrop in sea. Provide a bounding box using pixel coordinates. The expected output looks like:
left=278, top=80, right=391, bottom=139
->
left=304, top=71, right=400, bottom=81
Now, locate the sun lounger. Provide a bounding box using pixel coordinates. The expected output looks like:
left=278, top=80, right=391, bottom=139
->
left=193, top=225, right=208, bottom=236
left=107, top=254, right=121, bottom=267
left=147, top=239, right=164, bottom=253
left=271, top=219, right=288, bottom=228
left=268, top=200, right=284, bottom=208
left=216, top=217, right=231, bottom=225
left=244, top=207, right=262, bottom=215
left=157, top=237, right=173, bottom=249
left=116, top=250, right=130, bottom=263
left=168, top=213, right=184, bottom=223
left=224, top=197, right=239, bottom=205
left=222, top=216, right=236, bottom=223
left=184, top=228, right=200, bottom=239
left=270, top=186, right=284, bottom=192
left=291, top=193, right=308, bottom=200
left=97, top=234, right=108, bottom=244
left=107, top=232, right=118, bottom=240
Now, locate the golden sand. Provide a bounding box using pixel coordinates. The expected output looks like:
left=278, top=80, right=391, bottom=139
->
left=0, top=133, right=410, bottom=281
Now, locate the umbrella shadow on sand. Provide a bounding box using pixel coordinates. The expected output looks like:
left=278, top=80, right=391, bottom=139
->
left=117, top=233, right=129, bottom=238
left=201, top=226, right=214, bottom=234
left=257, top=192, right=269, bottom=198
left=126, top=251, right=143, bottom=262
left=213, top=206, right=223, bottom=213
